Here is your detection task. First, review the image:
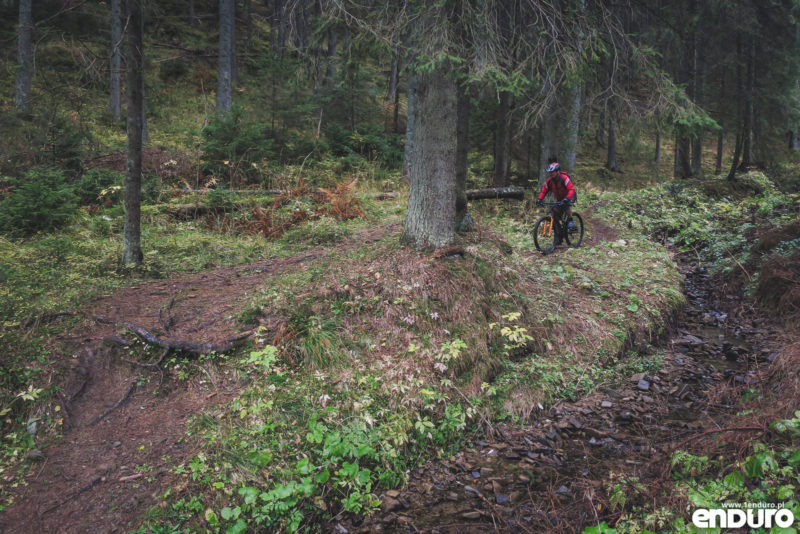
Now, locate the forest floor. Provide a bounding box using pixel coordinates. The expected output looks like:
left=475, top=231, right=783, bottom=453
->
left=0, top=224, right=397, bottom=534
left=0, top=206, right=795, bottom=534
left=341, top=258, right=791, bottom=533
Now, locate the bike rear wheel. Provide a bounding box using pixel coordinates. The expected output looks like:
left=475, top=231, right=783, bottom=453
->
left=534, top=215, right=557, bottom=254
left=565, top=213, right=584, bottom=247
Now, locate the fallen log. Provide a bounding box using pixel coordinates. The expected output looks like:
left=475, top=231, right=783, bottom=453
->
left=167, top=187, right=525, bottom=201
left=466, top=187, right=525, bottom=200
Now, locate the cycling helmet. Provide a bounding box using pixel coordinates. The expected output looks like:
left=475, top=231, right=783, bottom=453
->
left=546, top=162, right=561, bottom=173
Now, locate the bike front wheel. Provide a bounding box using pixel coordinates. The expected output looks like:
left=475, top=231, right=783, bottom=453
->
left=533, top=215, right=557, bottom=254
left=565, top=213, right=584, bottom=248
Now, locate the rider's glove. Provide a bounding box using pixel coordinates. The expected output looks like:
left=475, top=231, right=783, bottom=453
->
left=536, top=199, right=543, bottom=207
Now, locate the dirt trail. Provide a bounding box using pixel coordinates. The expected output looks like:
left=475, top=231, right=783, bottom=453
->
left=0, top=226, right=395, bottom=534
left=342, top=259, right=780, bottom=533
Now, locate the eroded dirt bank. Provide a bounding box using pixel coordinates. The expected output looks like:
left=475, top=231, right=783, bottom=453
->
left=342, top=258, right=783, bottom=533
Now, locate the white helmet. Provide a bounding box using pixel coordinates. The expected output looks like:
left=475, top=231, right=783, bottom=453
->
left=546, top=162, right=561, bottom=173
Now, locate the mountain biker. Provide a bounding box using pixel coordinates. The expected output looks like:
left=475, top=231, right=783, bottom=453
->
left=535, top=162, right=577, bottom=246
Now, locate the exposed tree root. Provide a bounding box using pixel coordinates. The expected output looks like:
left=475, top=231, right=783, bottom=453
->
left=90, top=381, right=136, bottom=426
left=94, top=315, right=255, bottom=357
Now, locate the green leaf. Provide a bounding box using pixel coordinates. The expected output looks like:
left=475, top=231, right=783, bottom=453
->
left=220, top=506, right=237, bottom=520
left=723, top=470, right=745, bottom=488
left=238, top=486, right=259, bottom=505
left=204, top=508, right=219, bottom=526
left=226, top=519, right=247, bottom=534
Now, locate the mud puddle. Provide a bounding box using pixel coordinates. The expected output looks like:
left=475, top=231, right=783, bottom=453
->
left=339, top=260, right=778, bottom=533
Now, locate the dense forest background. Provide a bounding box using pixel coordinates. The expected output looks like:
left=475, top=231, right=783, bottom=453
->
left=1, top=1, right=800, bottom=533
left=2, top=0, right=799, bottom=226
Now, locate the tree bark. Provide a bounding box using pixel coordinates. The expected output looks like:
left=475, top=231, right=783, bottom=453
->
left=715, top=131, right=724, bottom=174
left=538, top=106, right=558, bottom=186
left=563, top=84, right=581, bottom=173
left=740, top=37, right=755, bottom=169
left=595, top=105, right=605, bottom=147
left=122, top=0, right=144, bottom=266
left=401, top=67, right=459, bottom=250
left=605, top=98, right=618, bottom=172
left=189, top=0, right=196, bottom=26
left=654, top=121, right=662, bottom=162
left=727, top=130, right=742, bottom=181
left=492, top=91, right=512, bottom=187
left=691, top=132, right=704, bottom=179
left=674, top=133, right=691, bottom=179
left=15, top=0, right=33, bottom=113
left=216, top=0, right=235, bottom=113
left=110, top=0, right=122, bottom=119
left=455, top=88, right=471, bottom=232
left=790, top=129, right=799, bottom=152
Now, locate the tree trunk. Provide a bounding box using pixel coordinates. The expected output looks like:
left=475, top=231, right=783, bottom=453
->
left=455, top=88, right=471, bottom=232
left=538, top=106, right=558, bottom=186
left=15, top=0, right=33, bottom=113
left=715, top=131, right=724, bottom=174
left=189, top=0, right=196, bottom=26
left=740, top=37, right=755, bottom=168
left=122, top=0, right=144, bottom=266
left=605, top=98, right=618, bottom=172
left=790, top=129, right=799, bottom=152
left=654, top=121, right=662, bottom=162
left=141, top=76, right=149, bottom=143
left=674, top=133, right=691, bottom=179
left=563, top=84, right=581, bottom=173
left=595, top=105, right=605, bottom=147
left=110, top=0, right=122, bottom=119
left=691, top=132, right=704, bottom=178
left=217, top=0, right=235, bottom=113
left=401, top=67, right=458, bottom=250
left=492, top=91, right=512, bottom=187
left=727, top=130, right=742, bottom=181
left=325, top=28, right=337, bottom=86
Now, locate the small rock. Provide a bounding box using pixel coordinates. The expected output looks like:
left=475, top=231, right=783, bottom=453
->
left=555, top=485, right=571, bottom=495
left=446, top=492, right=459, bottom=501
left=601, top=401, right=613, bottom=408
left=496, top=495, right=510, bottom=504
left=26, top=449, right=44, bottom=461
left=462, top=511, right=482, bottom=520
left=112, top=441, right=122, bottom=447
left=637, top=379, right=651, bottom=391
left=464, top=485, right=480, bottom=495
left=385, top=490, right=400, bottom=498
left=631, top=373, right=646, bottom=383
left=380, top=497, right=402, bottom=513
left=569, top=417, right=582, bottom=429
left=479, top=467, right=493, bottom=476
left=471, top=470, right=481, bottom=479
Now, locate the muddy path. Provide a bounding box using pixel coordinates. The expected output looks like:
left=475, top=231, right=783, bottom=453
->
left=343, top=258, right=780, bottom=533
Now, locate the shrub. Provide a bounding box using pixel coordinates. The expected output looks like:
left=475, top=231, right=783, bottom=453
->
left=75, top=168, right=124, bottom=205
left=0, top=168, right=78, bottom=236
left=200, top=110, right=275, bottom=185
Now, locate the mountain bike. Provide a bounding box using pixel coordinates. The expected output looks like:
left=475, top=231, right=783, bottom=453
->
left=533, top=201, right=584, bottom=254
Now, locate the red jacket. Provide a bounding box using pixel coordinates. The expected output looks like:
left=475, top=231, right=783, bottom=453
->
left=538, top=172, right=575, bottom=202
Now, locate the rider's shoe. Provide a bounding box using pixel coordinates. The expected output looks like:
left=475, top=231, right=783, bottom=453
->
left=553, top=235, right=562, bottom=246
